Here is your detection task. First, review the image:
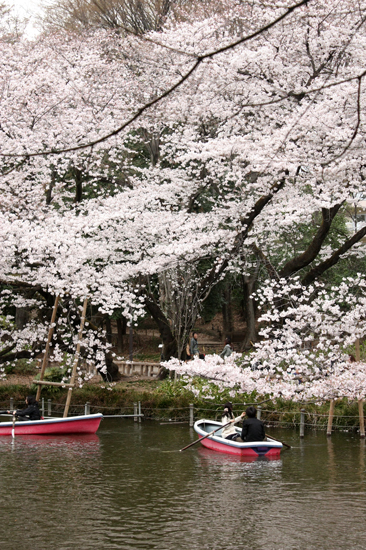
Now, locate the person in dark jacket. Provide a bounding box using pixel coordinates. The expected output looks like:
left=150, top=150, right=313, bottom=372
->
left=8, top=395, right=42, bottom=421
left=241, top=406, right=265, bottom=442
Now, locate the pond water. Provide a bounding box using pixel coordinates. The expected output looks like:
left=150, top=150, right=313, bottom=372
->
left=0, top=419, right=365, bottom=550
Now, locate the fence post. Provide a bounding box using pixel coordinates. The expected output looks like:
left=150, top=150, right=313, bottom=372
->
left=48, top=399, right=51, bottom=417
left=134, top=402, right=138, bottom=422
left=359, top=400, right=365, bottom=438
left=327, top=399, right=335, bottom=436
left=41, top=397, right=45, bottom=417
left=189, top=404, right=194, bottom=427
left=257, top=405, right=262, bottom=420
left=300, top=409, right=305, bottom=438
left=10, top=398, right=13, bottom=412
left=85, top=402, right=90, bottom=415
left=138, top=401, right=142, bottom=423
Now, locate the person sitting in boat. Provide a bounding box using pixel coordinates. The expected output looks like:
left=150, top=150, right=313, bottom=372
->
left=221, top=402, right=245, bottom=441
left=241, top=406, right=265, bottom=442
left=8, top=395, right=42, bottom=421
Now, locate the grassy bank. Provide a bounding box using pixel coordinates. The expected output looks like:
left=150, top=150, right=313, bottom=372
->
left=0, top=378, right=364, bottom=432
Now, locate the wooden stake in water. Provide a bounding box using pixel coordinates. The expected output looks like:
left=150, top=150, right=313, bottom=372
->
left=327, top=399, right=335, bottom=436
left=189, top=404, right=194, bottom=427
left=300, top=408, right=305, bottom=438
left=63, top=298, right=88, bottom=418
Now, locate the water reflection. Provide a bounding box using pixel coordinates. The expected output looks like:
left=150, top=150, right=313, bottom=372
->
left=0, top=422, right=366, bottom=550
left=197, top=445, right=282, bottom=464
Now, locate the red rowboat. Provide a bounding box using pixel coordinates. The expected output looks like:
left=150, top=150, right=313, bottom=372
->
left=0, top=413, right=103, bottom=436
left=194, top=419, right=282, bottom=457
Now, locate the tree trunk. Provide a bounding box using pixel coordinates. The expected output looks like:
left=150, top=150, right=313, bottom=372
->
left=15, top=307, right=30, bottom=329
left=116, top=317, right=127, bottom=354
left=241, top=276, right=257, bottom=349
left=222, top=283, right=233, bottom=336
left=144, top=296, right=177, bottom=360
left=241, top=257, right=261, bottom=350
left=105, top=315, right=112, bottom=344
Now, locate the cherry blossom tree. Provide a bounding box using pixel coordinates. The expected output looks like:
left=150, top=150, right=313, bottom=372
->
left=166, top=275, right=366, bottom=401
left=1, top=0, right=366, bottom=385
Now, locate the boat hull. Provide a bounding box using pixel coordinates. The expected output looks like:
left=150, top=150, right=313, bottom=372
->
left=194, top=419, right=282, bottom=457
left=0, top=414, right=103, bottom=436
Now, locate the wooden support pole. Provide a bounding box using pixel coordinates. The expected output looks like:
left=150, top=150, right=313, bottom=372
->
left=327, top=399, right=335, bottom=436
left=129, top=325, right=133, bottom=362
left=359, top=399, right=365, bottom=439
left=355, top=339, right=365, bottom=438
left=33, top=380, right=75, bottom=388
left=36, top=296, right=60, bottom=401
left=63, top=298, right=88, bottom=418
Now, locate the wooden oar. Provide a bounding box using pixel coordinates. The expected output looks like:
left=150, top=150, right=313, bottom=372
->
left=180, top=421, right=233, bottom=452
left=266, top=433, right=291, bottom=449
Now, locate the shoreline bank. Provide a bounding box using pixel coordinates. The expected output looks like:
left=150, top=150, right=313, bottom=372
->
left=0, top=378, right=364, bottom=433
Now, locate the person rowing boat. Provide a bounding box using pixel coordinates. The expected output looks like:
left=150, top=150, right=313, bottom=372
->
left=241, top=406, right=265, bottom=442
left=7, top=395, right=42, bottom=421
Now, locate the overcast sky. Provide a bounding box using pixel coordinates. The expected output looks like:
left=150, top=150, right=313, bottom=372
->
left=10, top=0, right=42, bottom=13
left=7, top=0, right=43, bottom=36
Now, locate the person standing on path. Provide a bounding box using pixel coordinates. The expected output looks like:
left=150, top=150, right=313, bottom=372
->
left=190, top=332, right=199, bottom=358
left=220, top=337, right=233, bottom=359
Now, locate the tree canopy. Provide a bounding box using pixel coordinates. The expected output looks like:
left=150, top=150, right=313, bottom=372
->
left=0, top=0, right=366, bottom=391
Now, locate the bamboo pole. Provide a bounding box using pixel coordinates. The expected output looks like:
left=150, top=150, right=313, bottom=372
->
left=63, top=298, right=88, bottom=418
left=355, top=339, right=365, bottom=438
left=36, top=295, right=60, bottom=401
left=327, top=399, right=335, bottom=436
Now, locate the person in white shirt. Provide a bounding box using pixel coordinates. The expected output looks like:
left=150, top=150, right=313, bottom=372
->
left=221, top=402, right=245, bottom=441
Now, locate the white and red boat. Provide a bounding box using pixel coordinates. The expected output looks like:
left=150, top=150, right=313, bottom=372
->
left=0, top=413, right=103, bottom=436
left=194, top=419, right=282, bottom=458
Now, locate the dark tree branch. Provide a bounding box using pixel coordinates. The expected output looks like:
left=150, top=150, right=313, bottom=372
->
left=278, top=203, right=343, bottom=278
left=302, top=225, right=366, bottom=286
left=199, top=175, right=288, bottom=300
left=322, top=76, right=363, bottom=167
